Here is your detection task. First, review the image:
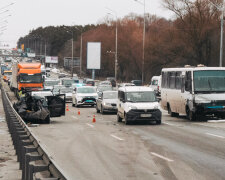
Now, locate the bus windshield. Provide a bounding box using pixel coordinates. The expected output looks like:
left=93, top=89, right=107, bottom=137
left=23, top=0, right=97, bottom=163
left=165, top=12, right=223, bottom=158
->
left=194, top=70, right=225, bottom=93
left=19, top=73, right=42, bottom=83
left=125, top=91, right=157, bottom=102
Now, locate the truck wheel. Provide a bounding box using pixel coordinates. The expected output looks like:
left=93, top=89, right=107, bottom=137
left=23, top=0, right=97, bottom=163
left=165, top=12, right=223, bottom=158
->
left=168, top=104, right=177, bottom=117
left=117, top=113, right=122, bottom=122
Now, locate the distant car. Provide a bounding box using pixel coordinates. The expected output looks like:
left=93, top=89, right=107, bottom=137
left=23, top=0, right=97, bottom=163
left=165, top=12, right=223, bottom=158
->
left=72, top=86, right=98, bottom=107
left=44, top=79, right=60, bottom=91
left=61, top=78, right=79, bottom=87
left=83, top=78, right=95, bottom=86
left=99, top=81, right=112, bottom=86
left=58, top=73, right=66, bottom=78
left=118, top=83, right=135, bottom=88
left=106, top=77, right=116, bottom=87
left=149, top=76, right=161, bottom=96
left=96, top=91, right=118, bottom=114
left=97, top=85, right=113, bottom=96
left=60, top=87, right=73, bottom=102
left=131, top=80, right=142, bottom=86
left=52, top=85, right=64, bottom=95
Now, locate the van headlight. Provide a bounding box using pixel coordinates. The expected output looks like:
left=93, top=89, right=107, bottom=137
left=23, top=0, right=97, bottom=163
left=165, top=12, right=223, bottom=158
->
left=128, top=105, right=137, bottom=110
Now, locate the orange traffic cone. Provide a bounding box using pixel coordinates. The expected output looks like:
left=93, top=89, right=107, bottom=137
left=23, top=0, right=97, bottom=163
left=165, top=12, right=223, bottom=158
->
left=78, top=109, right=80, bottom=115
left=92, top=114, right=96, bottom=123
left=66, top=104, right=69, bottom=111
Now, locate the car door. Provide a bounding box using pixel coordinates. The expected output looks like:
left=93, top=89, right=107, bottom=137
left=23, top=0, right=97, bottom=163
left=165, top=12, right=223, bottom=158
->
left=46, top=94, right=65, bottom=117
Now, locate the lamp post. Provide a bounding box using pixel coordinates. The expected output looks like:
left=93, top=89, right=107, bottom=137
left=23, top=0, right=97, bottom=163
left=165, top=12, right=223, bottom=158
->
left=208, top=0, right=224, bottom=66
left=107, top=8, right=118, bottom=82
left=134, top=0, right=145, bottom=84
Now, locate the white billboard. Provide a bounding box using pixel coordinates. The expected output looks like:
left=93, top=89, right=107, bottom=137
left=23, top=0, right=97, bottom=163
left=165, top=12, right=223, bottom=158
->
left=87, top=42, right=101, bottom=69
left=45, top=56, right=58, bottom=64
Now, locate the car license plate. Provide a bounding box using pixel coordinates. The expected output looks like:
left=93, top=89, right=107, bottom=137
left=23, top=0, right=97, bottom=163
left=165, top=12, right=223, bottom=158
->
left=140, top=114, right=152, bottom=117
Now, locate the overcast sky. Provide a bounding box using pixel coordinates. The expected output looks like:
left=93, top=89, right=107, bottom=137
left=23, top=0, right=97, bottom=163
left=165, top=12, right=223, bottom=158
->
left=0, top=0, right=174, bottom=48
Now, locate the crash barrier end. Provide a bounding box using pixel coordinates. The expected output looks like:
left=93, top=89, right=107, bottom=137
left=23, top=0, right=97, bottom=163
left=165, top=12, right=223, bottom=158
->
left=0, top=87, right=69, bottom=180
left=92, top=114, right=96, bottom=123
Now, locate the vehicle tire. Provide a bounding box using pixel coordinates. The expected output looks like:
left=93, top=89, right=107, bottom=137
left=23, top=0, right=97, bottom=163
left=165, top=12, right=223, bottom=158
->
left=167, top=104, right=177, bottom=117
left=125, top=114, right=130, bottom=125
left=156, top=120, right=161, bottom=125
left=101, top=106, right=105, bottom=114
left=96, top=106, right=100, bottom=113
left=186, top=107, right=196, bottom=121
left=117, top=113, right=122, bottom=122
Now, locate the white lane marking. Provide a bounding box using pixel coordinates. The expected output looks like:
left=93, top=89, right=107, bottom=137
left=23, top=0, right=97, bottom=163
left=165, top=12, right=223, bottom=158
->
left=205, top=133, right=225, bottom=139
left=163, top=122, right=180, bottom=127
left=110, top=134, right=124, bottom=141
left=86, top=123, right=94, bottom=128
left=72, top=116, right=78, bottom=119
left=208, top=120, right=225, bottom=123
left=150, top=152, right=174, bottom=162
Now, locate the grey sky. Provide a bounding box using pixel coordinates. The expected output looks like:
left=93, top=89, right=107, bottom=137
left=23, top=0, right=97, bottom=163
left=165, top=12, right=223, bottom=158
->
left=0, top=0, right=174, bottom=48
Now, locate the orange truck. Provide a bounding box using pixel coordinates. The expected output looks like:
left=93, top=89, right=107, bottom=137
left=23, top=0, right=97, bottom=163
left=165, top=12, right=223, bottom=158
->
left=11, top=63, right=43, bottom=96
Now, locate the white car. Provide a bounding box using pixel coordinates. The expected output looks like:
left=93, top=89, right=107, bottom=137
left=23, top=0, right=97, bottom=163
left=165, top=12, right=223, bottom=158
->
left=60, top=87, right=73, bottom=102
left=72, top=86, right=98, bottom=107
left=117, top=86, right=162, bottom=125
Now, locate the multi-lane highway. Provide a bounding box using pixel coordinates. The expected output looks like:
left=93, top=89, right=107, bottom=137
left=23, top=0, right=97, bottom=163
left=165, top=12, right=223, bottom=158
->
left=3, top=76, right=225, bottom=180
left=23, top=103, right=225, bottom=180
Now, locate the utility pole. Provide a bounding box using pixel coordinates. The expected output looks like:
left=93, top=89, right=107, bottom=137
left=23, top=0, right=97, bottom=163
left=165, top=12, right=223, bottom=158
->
left=80, top=34, right=82, bottom=77
left=71, top=31, right=74, bottom=77
left=220, top=1, right=224, bottom=67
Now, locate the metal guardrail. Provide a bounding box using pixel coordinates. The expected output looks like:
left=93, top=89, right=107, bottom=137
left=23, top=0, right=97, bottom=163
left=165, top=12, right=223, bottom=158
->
left=1, top=86, right=69, bottom=180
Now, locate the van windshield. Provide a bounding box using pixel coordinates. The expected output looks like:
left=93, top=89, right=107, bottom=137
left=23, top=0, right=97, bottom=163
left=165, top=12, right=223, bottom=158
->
left=125, top=91, right=157, bottom=102
left=194, top=70, right=225, bottom=93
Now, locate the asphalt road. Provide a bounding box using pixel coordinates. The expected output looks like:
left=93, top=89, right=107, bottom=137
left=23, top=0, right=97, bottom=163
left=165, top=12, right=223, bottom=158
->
left=28, top=104, right=225, bottom=180
left=3, top=74, right=225, bottom=180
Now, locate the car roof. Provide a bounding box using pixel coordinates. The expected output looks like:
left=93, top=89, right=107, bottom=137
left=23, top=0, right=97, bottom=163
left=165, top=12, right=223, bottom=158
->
left=118, top=86, right=154, bottom=92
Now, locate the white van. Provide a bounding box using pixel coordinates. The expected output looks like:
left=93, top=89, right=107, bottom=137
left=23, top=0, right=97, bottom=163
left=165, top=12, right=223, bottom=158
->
left=117, top=86, right=162, bottom=125
left=149, top=76, right=161, bottom=96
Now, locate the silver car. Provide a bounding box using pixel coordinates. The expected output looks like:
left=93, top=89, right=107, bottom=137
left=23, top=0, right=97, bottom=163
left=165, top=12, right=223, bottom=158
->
left=96, top=91, right=118, bottom=114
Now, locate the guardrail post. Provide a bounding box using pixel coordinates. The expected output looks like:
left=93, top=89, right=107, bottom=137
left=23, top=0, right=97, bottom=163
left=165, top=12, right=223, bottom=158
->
left=28, top=162, right=48, bottom=180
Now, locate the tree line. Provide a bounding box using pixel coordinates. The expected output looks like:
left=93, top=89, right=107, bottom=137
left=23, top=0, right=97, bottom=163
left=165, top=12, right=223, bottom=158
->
left=18, top=0, right=224, bottom=83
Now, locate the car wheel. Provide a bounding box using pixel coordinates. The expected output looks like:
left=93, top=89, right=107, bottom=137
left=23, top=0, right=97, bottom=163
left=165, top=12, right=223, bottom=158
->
left=101, top=106, right=105, bottom=114
left=125, top=114, right=130, bottom=125
left=96, top=105, right=100, bottom=113
left=117, top=113, right=122, bottom=122
left=156, top=120, right=161, bottom=125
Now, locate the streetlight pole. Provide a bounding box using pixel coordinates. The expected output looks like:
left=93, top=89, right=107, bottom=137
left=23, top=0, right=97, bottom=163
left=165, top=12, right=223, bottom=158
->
left=71, top=31, right=74, bottom=77
left=134, top=0, right=145, bottom=84
left=107, top=9, right=118, bottom=82
left=220, top=1, right=224, bottom=67
left=208, top=0, right=224, bottom=67
left=80, top=33, right=82, bottom=77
